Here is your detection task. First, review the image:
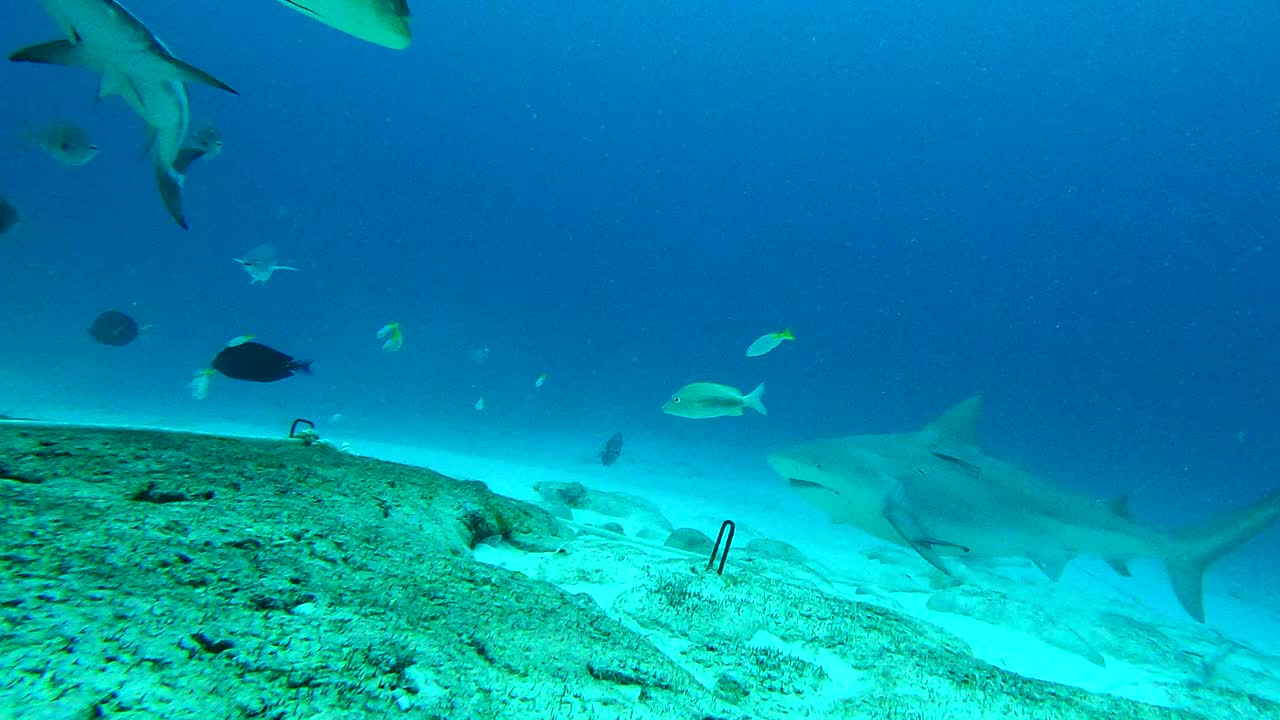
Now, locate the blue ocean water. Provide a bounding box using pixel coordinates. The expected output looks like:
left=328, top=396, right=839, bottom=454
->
left=0, top=0, right=1277, bottom=582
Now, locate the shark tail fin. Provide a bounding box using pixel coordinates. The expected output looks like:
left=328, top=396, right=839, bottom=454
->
left=1164, top=485, right=1280, bottom=622
left=742, top=382, right=767, bottom=416
left=155, top=165, right=188, bottom=230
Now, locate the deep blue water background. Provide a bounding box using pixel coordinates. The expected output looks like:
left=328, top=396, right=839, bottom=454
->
left=1, top=0, right=1279, bottom=546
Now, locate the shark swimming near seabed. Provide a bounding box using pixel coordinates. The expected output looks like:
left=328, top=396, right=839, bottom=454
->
left=767, top=396, right=1280, bottom=622
left=8, top=0, right=238, bottom=229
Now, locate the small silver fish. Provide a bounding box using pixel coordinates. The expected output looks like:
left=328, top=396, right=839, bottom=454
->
left=21, top=120, right=100, bottom=166
left=188, top=125, right=223, bottom=158
left=173, top=124, right=224, bottom=174
left=234, top=243, right=298, bottom=285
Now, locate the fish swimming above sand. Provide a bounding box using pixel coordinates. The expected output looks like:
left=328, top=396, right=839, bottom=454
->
left=235, top=243, right=298, bottom=285
left=274, top=0, right=412, bottom=50
left=212, top=340, right=312, bottom=382
left=9, top=0, right=238, bottom=229
left=20, top=120, right=100, bottom=166
left=662, top=382, right=766, bottom=419
left=767, top=396, right=1280, bottom=622
left=88, top=309, right=139, bottom=346
left=746, top=328, right=795, bottom=357
left=600, top=431, right=623, bottom=466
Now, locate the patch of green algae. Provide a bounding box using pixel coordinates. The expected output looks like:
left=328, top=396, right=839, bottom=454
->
left=0, top=423, right=1272, bottom=719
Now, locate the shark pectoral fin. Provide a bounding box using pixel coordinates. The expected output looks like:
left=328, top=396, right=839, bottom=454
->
left=9, top=39, right=84, bottom=67
left=155, top=165, right=188, bottom=230
left=166, top=57, right=238, bottom=95
left=882, top=483, right=956, bottom=577
left=1032, top=553, right=1070, bottom=581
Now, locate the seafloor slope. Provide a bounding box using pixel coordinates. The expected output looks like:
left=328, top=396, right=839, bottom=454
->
left=0, top=423, right=1272, bottom=719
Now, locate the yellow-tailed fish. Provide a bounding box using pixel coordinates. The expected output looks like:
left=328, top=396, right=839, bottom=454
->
left=535, top=372, right=547, bottom=389
left=662, top=382, right=766, bottom=419
left=745, top=328, right=795, bottom=357
left=377, top=321, right=403, bottom=352
left=189, top=368, right=214, bottom=399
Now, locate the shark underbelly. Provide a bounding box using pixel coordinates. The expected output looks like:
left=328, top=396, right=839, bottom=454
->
left=125, top=76, right=189, bottom=170
left=906, top=494, right=1165, bottom=563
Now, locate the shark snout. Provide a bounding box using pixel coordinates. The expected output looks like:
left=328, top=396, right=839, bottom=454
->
left=768, top=452, right=835, bottom=492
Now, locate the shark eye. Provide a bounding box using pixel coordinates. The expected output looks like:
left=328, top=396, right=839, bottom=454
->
left=671, top=396, right=681, bottom=403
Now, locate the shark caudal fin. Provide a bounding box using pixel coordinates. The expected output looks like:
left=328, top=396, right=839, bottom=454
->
left=742, top=382, right=767, bottom=416
left=155, top=164, right=188, bottom=230
left=1164, top=485, right=1280, bottom=622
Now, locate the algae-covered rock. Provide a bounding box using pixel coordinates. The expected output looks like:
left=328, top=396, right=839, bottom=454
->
left=664, top=527, right=715, bottom=555
left=0, top=424, right=701, bottom=719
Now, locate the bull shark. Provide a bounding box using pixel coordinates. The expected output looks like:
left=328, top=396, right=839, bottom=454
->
left=9, top=0, right=237, bottom=229
left=274, top=0, right=412, bottom=50
left=768, top=396, right=1280, bottom=622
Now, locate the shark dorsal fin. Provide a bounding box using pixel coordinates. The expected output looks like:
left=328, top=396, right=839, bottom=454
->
left=924, top=395, right=983, bottom=445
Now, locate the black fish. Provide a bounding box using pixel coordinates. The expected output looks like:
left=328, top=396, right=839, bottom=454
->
left=212, top=341, right=312, bottom=382
left=600, top=432, right=623, bottom=466
left=88, top=310, right=139, bottom=346
left=0, top=196, right=17, bottom=235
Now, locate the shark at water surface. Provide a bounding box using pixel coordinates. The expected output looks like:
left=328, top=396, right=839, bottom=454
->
left=768, top=396, right=1280, bottom=622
